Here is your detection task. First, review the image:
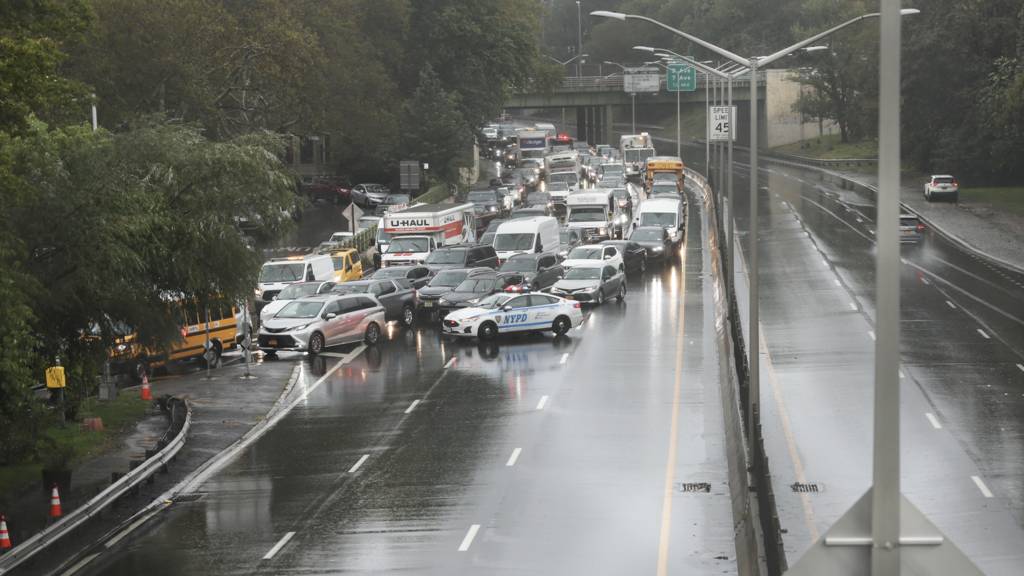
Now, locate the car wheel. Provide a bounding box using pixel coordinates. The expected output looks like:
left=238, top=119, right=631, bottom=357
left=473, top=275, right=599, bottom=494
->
left=308, top=332, right=325, bottom=355
left=596, top=289, right=605, bottom=306
left=401, top=305, right=415, bottom=327
left=479, top=321, right=498, bottom=341
left=364, top=322, right=381, bottom=345
left=639, top=258, right=646, bottom=275
left=617, top=282, right=626, bottom=301
left=552, top=315, right=571, bottom=336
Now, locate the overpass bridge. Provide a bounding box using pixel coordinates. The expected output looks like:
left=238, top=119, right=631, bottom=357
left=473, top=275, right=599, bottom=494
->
left=505, top=69, right=833, bottom=149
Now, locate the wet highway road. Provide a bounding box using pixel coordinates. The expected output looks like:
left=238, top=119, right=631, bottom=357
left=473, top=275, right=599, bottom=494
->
left=723, top=158, right=1024, bottom=573
left=79, top=183, right=740, bottom=575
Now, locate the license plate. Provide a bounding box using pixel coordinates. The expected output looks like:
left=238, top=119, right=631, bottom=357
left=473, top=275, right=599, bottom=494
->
left=422, top=301, right=434, bottom=308
left=901, top=229, right=913, bottom=235
left=268, top=338, right=277, bottom=346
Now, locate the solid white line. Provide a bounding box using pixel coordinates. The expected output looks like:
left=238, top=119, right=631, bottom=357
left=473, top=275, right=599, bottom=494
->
left=458, top=524, right=481, bottom=551
left=898, top=369, right=905, bottom=379
left=444, top=356, right=457, bottom=369
left=833, top=278, right=841, bottom=286
left=977, top=329, right=990, bottom=339
left=105, top=509, right=161, bottom=548
left=946, top=300, right=957, bottom=309
left=348, top=454, right=369, bottom=473
left=536, top=395, right=549, bottom=410
left=971, top=476, right=994, bottom=498
left=560, top=352, right=569, bottom=365
left=506, top=448, right=522, bottom=467
left=263, top=531, right=296, bottom=560
left=404, top=399, right=421, bottom=414
left=868, top=330, right=876, bottom=341
left=921, top=276, right=931, bottom=285
left=925, top=413, right=942, bottom=429
left=849, top=302, right=858, bottom=311
left=1017, top=363, right=1024, bottom=373
left=61, top=552, right=102, bottom=576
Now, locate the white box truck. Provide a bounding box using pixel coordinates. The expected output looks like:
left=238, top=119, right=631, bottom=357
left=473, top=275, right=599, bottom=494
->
left=636, top=197, right=686, bottom=246
left=380, top=203, right=477, bottom=267
left=516, top=129, right=549, bottom=166
left=565, top=190, right=625, bottom=242
left=492, top=216, right=560, bottom=263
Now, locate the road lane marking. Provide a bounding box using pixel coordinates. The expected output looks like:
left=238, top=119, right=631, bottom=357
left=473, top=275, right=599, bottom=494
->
left=444, top=356, right=457, bottom=369
left=263, top=531, right=296, bottom=560
left=971, top=476, right=994, bottom=498
left=868, top=330, right=876, bottom=341
left=849, top=302, right=858, bottom=311
left=506, top=448, right=522, bottom=467
left=898, top=369, right=905, bottom=379
left=61, top=552, right=102, bottom=576
left=976, top=329, right=990, bottom=339
left=1017, top=363, right=1024, bottom=373
left=560, top=352, right=569, bottom=365
left=946, top=300, right=957, bottom=309
left=921, top=276, right=931, bottom=285
left=404, top=399, right=420, bottom=414
left=925, top=413, right=942, bottom=429
left=348, top=454, right=369, bottom=473
left=656, top=224, right=689, bottom=576
left=458, top=524, right=481, bottom=551
left=536, top=395, right=549, bottom=410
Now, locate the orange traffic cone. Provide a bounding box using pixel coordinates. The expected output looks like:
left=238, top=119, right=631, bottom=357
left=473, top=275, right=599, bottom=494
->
left=140, top=374, right=152, bottom=401
left=0, top=514, right=11, bottom=549
left=49, top=485, right=62, bottom=519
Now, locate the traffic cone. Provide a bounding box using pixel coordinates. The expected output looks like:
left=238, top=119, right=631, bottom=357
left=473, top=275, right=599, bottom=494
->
left=0, top=514, right=11, bottom=549
left=49, top=485, right=62, bottom=519
left=140, top=374, right=152, bottom=401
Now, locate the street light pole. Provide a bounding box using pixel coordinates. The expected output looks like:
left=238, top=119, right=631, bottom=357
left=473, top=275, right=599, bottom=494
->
left=576, top=1, right=583, bottom=78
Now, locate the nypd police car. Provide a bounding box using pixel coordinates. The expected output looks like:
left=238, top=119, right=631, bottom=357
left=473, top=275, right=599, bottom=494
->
left=441, top=292, right=584, bottom=340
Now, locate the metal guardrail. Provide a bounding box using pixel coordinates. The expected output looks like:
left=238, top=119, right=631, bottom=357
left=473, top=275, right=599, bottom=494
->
left=0, top=398, right=192, bottom=574
left=766, top=149, right=876, bottom=167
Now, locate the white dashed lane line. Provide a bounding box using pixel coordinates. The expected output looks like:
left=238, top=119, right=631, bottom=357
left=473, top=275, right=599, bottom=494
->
left=1016, top=363, right=1024, bottom=373
left=560, top=353, right=569, bottom=365
left=946, top=300, right=957, bottom=309
left=348, top=454, right=369, bottom=474
left=868, top=330, right=876, bottom=341
left=925, top=413, right=942, bottom=429
left=263, top=532, right=296, bottom=560
left=536, top=395, right=549, bottom=410
left=977, top=329, right=990, bottom=340
left=404, top=399, right=421, bottom=414
left=444, top=356, right=457, bottom=369
left=921, top=276, right=931, bottom=285
left=849, top=302, right=858, bottom=311
left=971, top=476, right=994, bottom=498
left=506, top=448, right=522, bottom=467
left=458, top=524, right=481, bottom=551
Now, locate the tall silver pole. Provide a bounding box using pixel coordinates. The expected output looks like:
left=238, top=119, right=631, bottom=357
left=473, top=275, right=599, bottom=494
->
left=631, top=93, right=636, bottom=133
left=676, top=88, right=681, bottom=157
left=726, top=74, right=734, bottom=286
left=705, top=73, right=710, bottom=175
left=872, top=2, right=902, bottom=574
left=748, top=59, right=760, bottom=463
left=91, top=93, right=98, bottom=131
left=718, top=76, right=726, bottom=199
left=576, top=1, right=583, bottom=78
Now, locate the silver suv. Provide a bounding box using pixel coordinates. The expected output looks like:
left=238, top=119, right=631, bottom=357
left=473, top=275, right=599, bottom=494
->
left=258, top=294, right=385, bottom=355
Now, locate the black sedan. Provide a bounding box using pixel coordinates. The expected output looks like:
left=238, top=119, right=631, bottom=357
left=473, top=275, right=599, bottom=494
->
left=436, top=273, right=524, bottom=316
left=370, top=265, right=433, bottom=289
left=600, top=240, right=647, bottom=275
left=416, top=267, right=494, bottom=315
left=629, top=226, right=674, bottom=263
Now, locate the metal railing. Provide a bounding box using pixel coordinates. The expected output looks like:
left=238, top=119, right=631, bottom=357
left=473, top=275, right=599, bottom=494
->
left=557, top=71, right=766, bottom=92
left=0, top=398, right=192, bottom=574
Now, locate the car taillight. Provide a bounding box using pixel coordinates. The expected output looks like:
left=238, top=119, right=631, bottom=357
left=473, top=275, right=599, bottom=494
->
left=573, top=302, right=582, bottom=309
left=952, top=179, right=959, bottom=186
left=916, top=223, right=925, bottom=232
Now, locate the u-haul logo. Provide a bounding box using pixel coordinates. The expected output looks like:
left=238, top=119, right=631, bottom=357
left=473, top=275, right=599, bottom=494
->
left=391, top=218, right=429, bottom=227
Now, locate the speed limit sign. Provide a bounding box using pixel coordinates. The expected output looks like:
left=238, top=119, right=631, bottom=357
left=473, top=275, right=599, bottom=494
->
left=708, top=106, right=736, bottom=141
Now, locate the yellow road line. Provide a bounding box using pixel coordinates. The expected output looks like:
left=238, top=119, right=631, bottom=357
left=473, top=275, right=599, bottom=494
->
left=656, top=206, right=690, bottom=576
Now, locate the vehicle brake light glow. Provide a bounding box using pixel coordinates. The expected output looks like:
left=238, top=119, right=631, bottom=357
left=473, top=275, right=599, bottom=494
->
left=916, top=223, right=925, bottom=232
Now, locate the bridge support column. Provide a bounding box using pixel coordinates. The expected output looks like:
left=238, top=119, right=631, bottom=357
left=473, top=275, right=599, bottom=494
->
left=603, top=105, right=614, bottom=145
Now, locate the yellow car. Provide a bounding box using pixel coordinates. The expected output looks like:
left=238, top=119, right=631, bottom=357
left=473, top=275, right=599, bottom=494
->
left=330, top=248, right=363, bottom=282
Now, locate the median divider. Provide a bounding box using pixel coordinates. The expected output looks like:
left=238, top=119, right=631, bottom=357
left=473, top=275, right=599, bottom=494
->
left=0, top=397, right=191, bottom=575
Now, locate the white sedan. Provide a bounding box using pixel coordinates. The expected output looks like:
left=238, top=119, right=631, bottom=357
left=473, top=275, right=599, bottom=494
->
left=560, top=244, right=624, bottom=272
left=441, top=292, right=584, bottom=340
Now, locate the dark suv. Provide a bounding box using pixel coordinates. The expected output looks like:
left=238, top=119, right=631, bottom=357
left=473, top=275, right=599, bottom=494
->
left=416, top=267, right=494, bottom=316
left=498, top=253, right=564, bottom=292
left=332, top=278, right=417, bottom=326
left=424, top=245, right=498, bottom=272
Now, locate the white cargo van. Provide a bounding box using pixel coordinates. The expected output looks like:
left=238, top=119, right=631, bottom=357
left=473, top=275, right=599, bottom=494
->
left=492, top=216, right=560, bottom=263
left=256, top=254, right=335, bottom=306
left=636, top=197, right=686, bottom=246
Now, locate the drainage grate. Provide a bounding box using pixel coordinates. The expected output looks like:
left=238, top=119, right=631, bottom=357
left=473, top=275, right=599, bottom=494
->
left=173, top=493, right=205, bottom=503
left=791, top=482, right=821, bottom=493
left=677, top=482, right=712, bottom=493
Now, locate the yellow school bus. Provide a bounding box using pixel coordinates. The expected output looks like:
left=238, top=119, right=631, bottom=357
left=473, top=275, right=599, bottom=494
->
left=645, top=156, right=685, bottom=190
left=110, top=298, right=241, bottom=381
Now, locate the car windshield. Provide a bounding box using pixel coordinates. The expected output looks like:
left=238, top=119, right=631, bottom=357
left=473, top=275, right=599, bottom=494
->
left=527, top=193, right=550, bottom=204
left=425, top=250, right=465, bottom=265
left=564, top=267, right=602, bottom=280
left=373, top=268, right=409, bottom=279
left=387, top=237, right=429, bottom=253
left=276, top=301, right=324, bottom=319
left=547, top=181, right=569, bottom=191
left=549, top=173, right=577, bottom=185
left=652, top=172, right=677, bottom=182
left=493, top=233, right=535, bottom=251
left=429, top=270, right=468, bottom=287
left=651, top=185, right=678, bottom=195
left=384, top=194, right=409, bottom=205
left=934, top=176, right=955, bottom=184
left=560, top=230, right=577, bottom=243
left=624, top=148, right=655, bottom=162
left=631, top=228, right=664, bottom=241
left=259, top=262, right=304, bottom=283
left=332, top=283, right=369, bottom=294
left=567, top=246, right=602, bottom=260
left=330, top=233, right=352, bottom=242
left=276, top=283, right=320, bottom=300
left=510, top=209, right=543, bottom=219
left=479, top=232, right=495, bottom=246
left=568, top=207, right=606, bottom=222
left=500, top=258, right=537, bottom=272
left=469, top=191, right=495, bottom=202
left=602, top=165, right=623, bottom=173
left=900, top=217, right=920, bottom=227
left=475, top=293, right=514, bottom=309
left=454, top=278, right=495, bottom=293
left=612, top=190, right=628, bottom=199
left=640, top=212, right=677, bottom=227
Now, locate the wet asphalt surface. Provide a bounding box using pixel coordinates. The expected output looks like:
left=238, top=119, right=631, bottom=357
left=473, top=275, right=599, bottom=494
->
left=78, top=183, right=741, bottom=575
left=720, top=156, right=1024, bottom=574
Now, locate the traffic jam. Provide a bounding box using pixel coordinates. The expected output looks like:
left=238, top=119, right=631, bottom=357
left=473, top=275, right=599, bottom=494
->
left=254, top=123, right=688, bottom=353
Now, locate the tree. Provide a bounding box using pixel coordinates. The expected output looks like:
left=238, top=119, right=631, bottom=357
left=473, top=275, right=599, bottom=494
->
left=401, top=65, right=474, bottom=183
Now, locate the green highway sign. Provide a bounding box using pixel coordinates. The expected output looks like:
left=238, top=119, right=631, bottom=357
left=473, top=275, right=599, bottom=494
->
left=667, top=63, right=696, bottom=92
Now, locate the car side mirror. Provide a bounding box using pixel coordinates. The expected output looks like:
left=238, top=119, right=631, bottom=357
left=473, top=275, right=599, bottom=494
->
left=604, top=255, right=611, bottom=260
left=324, top=312, right=337, bottom=320
left=501, top=305, right=511, bottom=312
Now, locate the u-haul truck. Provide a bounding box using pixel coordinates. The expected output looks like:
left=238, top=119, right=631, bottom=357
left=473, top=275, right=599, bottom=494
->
left=379, top=203, right=477, bottom=267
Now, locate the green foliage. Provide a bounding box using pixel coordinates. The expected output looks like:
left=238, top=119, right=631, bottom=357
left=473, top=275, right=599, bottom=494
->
left=401, top=65, right=475, bottom=183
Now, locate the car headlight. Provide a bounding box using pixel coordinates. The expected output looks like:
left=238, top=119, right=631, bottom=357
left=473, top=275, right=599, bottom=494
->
left=467, top=298, right=480, bottom=304
left=115, top=343, right=128, bottom=353
left=652, top=246, right=664, bottom=252
left=254, top=288, right=261, bottom=297
left=439, top=298, right=450, bottom=305
left=598, top=227, right=607, bottom=235
left=290, top=322, right=314, bottom=332
left=489, top=206, right=497, bottom=212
